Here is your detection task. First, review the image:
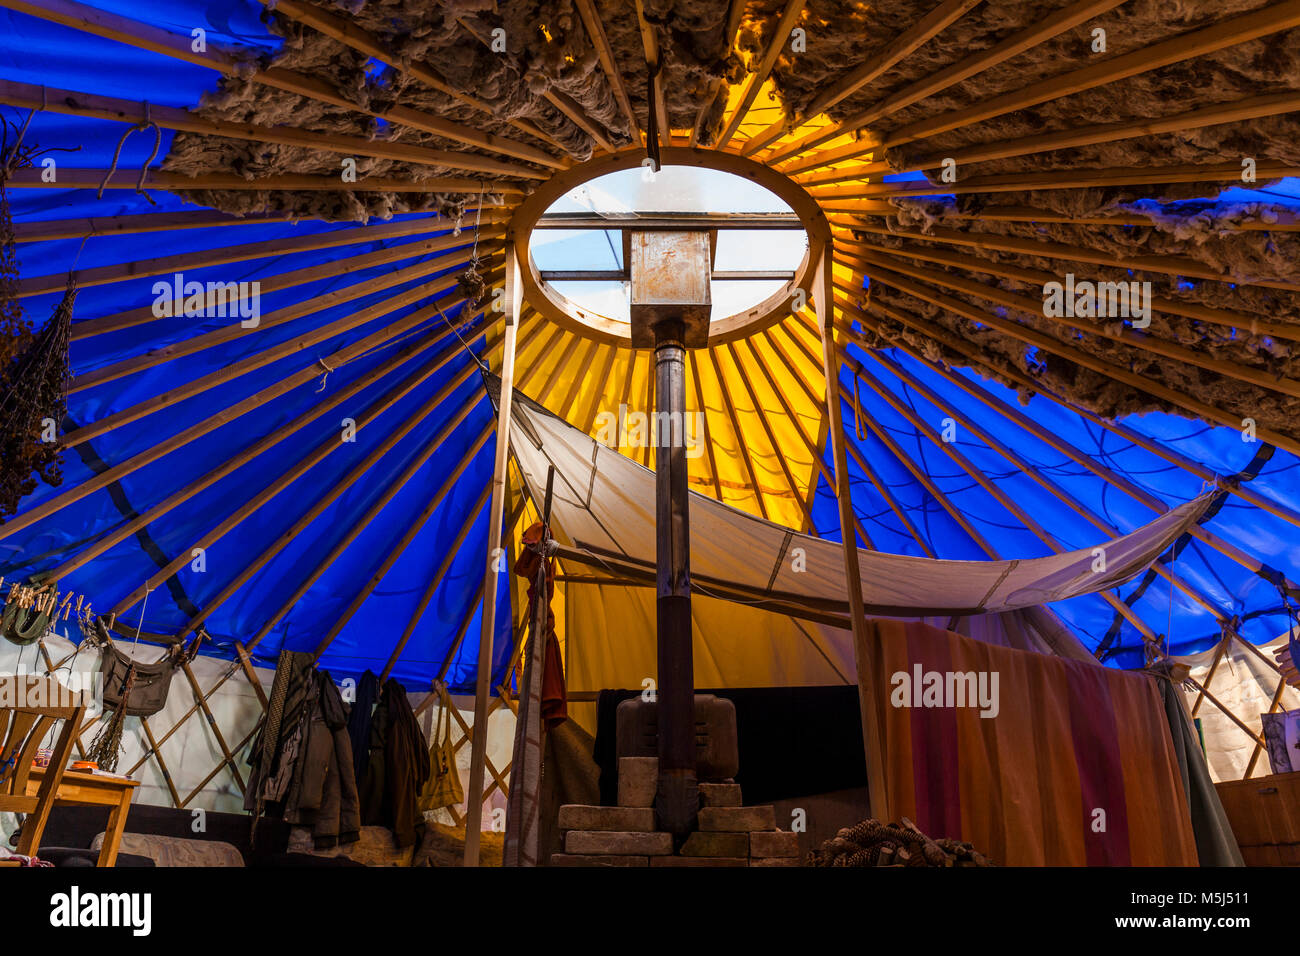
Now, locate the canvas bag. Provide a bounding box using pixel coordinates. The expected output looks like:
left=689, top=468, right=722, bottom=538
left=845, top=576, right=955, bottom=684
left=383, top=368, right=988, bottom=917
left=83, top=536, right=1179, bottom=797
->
left=418, top=689, right=463, bottom=811
left=100, top=641, right=177, bottom=717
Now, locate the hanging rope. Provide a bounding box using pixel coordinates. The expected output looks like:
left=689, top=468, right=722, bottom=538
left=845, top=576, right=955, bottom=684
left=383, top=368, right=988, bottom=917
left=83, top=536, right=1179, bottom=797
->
left=98, top=103, right=162, bottom=204
left=314, top=355, right=335, bottom=392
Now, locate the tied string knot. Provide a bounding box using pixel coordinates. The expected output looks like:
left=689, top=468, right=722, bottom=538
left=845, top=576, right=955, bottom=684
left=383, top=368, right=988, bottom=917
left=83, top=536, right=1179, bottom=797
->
left=314, top=356, right=335, bottom=392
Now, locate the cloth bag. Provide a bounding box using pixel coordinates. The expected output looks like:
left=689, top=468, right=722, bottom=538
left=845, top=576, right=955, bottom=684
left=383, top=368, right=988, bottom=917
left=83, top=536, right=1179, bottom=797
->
left=100, top=641, right=176, bottom=717
left=417, top=688, right=463, bottom=812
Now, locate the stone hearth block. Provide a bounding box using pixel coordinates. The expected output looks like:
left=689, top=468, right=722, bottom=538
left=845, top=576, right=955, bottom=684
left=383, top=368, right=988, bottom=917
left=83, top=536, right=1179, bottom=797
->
left=680, top=831, right=749, bottom=858
left=750, top=830, right=800, bottom=858
left=551, top=854, right=649, bottom=867
left=751, top=857, right=802, bottom=867
left=650, top=855, right=748, bottom=867
left=698, top=782, right=742, bottom=807
left=566, top=830, right=673, bottom=856
left=698, top=806, right=775, bottom=832
left=558, top=805, right=656, bottom=832
left=618, top=757, right=658, bottom=808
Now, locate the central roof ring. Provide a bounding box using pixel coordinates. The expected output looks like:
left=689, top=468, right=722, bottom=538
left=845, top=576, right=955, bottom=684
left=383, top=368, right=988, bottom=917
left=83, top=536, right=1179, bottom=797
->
left=507, top=146, right=832, bottom=347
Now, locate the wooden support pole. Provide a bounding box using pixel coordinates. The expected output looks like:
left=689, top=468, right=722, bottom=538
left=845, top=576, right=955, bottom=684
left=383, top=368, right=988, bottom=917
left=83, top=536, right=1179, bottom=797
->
left=813, top=243, right=890, bottom=821
left=465, top=246, right=522, bottom=866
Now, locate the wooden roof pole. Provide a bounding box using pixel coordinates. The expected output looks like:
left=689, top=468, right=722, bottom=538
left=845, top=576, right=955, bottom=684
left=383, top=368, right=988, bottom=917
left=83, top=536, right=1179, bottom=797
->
left=263, top=0, right=567, bottom=157
left=46, top=325, right=478, bottom=583
left=879, top=0, right=1300, bottom=152
left=74, top=243, right=486, bottom=392
left=5, top=166, right=527, bottom=195
left=552, top=340, right=599, bottom=420
left=633, top=0, right=670, bottom=152
left=848, top=251, right=1300, bottom=405
left=688, top=352, right=725, bottom=501
left=20, top=214, right=502, bottom=300
left=854, top=342, right=1239, bottom=625
left=804, top=159, right=1300, bottom=204
left=722, top=342, right=826, bottom=537
left=878, top=90, right=1300, bottom=178
left=575, top=346, right=622, bottom=435
left=813, top=243, right=890, bottom=822
left=770, top=322, right=936, bottom=557
left=0, top=0, right=566, bottom=163
left=379, top=483, right=494, bottom=683
left=0, top=79, right=546, bottom=182
left=802, top=0, right=981, bottom=122
left=714, top=0, right=807, bottom=150
left=110, top=360, right=488, bottom=619
left=771, top=0, right=1127, bottom=169
left=13, top=209, right=295, bottom=244
left=573, top=0, right=640, bottom=139
left=831, top=206, right=1300, bottom=233
left=643, top=354, right=659, bottom=469
left=64, top=256, right=502, bottom=449
left=0, top=278, right=498, bottom=543
left=845, top=351, right=1164, bottom=645
left=72, top=220, right=501, bottom=341
left=465, top=246, right=523, bottom=866
left=832, top=229, right=1300, bottom=343
left=224, top=317, right=547, bottom=647
left=706, top=347, right=771, bottom=520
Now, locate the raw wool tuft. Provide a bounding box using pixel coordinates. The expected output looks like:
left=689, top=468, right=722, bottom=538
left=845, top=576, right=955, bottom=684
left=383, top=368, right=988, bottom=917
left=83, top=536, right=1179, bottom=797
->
left=598, top=0, right=742, bottom=141
left=161, top=0, right=638, bottom=222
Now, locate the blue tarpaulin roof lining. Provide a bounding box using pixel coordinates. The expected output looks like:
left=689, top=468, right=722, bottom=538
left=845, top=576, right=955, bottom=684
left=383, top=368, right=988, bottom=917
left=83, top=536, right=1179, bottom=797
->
left=831, top=341, right=1300, bottom=665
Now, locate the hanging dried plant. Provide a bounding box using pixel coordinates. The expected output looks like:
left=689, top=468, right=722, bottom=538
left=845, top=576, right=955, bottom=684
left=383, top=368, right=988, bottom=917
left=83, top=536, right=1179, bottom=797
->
left=0, top=112, right=79, bottom=522
left=0, top=276, right=76, bottom=521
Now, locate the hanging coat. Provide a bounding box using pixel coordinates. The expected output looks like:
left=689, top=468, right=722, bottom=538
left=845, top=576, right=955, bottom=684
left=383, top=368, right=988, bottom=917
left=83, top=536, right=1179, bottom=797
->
left=361, top=678, right=431, bottom=848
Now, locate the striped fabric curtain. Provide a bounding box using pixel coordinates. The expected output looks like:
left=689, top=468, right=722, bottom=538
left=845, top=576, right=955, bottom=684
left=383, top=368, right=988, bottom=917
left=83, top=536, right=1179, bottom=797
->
left=867, top=619, right=1199, bottom=866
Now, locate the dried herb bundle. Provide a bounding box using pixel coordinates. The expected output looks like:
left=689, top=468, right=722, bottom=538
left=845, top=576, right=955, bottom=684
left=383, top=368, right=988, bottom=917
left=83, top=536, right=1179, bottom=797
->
left=0, top=114, right=77, bottom=522
left=0, top=276, right=75, bottom=521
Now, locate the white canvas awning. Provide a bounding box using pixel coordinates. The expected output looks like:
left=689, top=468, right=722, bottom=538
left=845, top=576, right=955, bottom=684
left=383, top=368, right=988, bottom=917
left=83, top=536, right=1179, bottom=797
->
left=496, top=377, right=1217, bottom=621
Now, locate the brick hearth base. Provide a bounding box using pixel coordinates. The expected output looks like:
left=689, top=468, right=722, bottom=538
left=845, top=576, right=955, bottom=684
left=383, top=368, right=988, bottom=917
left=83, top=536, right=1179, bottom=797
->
left=550, top=758, right=801, bottom=867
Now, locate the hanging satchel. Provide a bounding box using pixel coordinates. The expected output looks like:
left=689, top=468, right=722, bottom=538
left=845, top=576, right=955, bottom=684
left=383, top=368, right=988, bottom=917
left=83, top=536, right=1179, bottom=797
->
left=99, top=641, right=177, bottom=717
left=417, top=688, right=464, bottom=812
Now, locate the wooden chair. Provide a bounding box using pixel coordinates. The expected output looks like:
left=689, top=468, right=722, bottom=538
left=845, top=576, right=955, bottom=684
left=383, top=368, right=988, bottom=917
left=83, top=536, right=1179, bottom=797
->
left=0, top=675, right=86, bottom=858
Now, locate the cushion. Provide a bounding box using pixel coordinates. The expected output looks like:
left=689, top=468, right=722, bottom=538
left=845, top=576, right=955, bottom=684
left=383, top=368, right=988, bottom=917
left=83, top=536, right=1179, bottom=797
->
left=38, top=846, right=155, bottom=868
left=91, top=831, right=244, bottom=867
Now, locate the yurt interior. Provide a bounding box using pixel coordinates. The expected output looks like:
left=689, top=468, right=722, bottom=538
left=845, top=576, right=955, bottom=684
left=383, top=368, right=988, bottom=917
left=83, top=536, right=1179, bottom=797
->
left=1, top=0, right=1299, bottom=903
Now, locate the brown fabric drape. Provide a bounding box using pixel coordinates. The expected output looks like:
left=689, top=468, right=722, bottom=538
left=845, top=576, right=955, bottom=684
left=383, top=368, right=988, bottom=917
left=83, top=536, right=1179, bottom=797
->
left=867, top=620, right=1199, bottom=866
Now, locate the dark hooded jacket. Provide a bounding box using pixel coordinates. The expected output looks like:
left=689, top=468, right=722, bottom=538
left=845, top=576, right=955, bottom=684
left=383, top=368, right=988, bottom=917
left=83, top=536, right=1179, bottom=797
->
left=360, top=678, right=430, bottom=848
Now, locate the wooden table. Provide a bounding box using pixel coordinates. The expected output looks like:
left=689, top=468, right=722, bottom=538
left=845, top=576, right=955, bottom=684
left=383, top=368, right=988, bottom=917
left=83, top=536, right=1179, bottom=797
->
left=25, top=767, right=140, bottom=867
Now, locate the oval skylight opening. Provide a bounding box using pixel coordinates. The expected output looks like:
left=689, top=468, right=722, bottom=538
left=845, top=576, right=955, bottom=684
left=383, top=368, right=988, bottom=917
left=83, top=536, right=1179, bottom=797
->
left=531, top=165, right=808, bottom=324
